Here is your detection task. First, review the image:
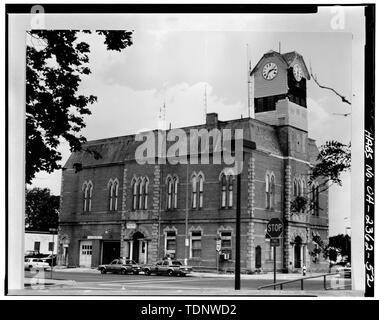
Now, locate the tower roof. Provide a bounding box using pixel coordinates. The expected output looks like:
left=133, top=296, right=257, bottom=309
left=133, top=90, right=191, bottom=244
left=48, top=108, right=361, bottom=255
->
left=251, top=50, right=310, bottom=80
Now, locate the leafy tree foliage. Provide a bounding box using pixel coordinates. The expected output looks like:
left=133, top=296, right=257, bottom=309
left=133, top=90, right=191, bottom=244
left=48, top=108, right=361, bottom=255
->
left=25, top=188, right=60, bottom=231
left=290, top=195, right=308, bottom=214
left=26, top=30, right=133, bottom=184
left=327, top=234, right=351, bottom=262
left=290, top=140, right=351, bottom=214
left=309, top=233, right=351, bottom=264
left=310, top=140, right=351, bottom=190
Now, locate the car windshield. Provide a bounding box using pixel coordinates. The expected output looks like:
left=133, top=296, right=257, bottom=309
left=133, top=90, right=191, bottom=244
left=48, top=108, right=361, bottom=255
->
left=172, top=261, right=182, bottom=266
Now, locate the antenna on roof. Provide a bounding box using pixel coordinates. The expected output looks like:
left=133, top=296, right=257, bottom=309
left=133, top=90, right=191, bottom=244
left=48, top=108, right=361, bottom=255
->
left=158, top=86, right=167, bottom=130
left=279, top=41, right=281, bottom=53
left=203, top=84, right=208, bottom=122
left=247, top=44, right=253, bottom=118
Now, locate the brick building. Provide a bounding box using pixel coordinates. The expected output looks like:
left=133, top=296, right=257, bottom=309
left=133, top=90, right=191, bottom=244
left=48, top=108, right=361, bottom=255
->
left=58, top=50, right=329, bottom=272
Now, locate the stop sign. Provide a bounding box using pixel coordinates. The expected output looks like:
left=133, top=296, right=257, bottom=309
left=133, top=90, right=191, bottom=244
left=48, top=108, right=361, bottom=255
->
left=266, top=218, right=284, bottom=238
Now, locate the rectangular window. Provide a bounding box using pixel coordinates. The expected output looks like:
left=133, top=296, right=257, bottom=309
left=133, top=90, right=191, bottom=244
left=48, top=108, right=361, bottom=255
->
left=191, top=231, right=202, bottom=259
left=48, top=242, right=54, bottom=252
left=220, top=231, right=232, bottom=251
left=165, top=231, right=176, bottom=257
left=34, top=241, right=40, bottom=252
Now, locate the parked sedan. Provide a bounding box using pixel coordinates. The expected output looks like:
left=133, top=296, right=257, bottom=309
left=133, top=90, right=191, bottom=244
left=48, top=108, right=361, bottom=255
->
left=98, top=259, right=141, bottom=275
left=143, top=259, right=192, bottom=276
left=24, top=258, right=50, bottom=271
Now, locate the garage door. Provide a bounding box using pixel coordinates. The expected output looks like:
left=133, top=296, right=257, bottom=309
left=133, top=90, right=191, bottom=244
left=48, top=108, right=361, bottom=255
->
left=79, top=240, right=92, bottom=267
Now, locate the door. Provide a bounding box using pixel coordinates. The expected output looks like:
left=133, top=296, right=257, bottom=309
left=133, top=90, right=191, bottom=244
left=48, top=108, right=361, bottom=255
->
left=79, top=240, right=92, bottom=267
left=255, top=246, right=262, bottom=269
left=294, top=236, right=302, bottom=268
left=132, top=232, right=144, bottom=263
left=102, top=241, right=121, bottom=264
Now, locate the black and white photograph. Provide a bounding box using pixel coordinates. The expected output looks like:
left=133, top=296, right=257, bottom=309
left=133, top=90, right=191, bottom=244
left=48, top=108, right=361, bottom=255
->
left=4, top=2, right=376, bottom=305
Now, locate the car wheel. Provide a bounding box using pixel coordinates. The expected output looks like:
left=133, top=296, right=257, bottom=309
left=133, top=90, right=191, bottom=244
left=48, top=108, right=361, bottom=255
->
left=168, top=270, right=173, bottom=277
left=100, top=268, right=107, bottom=274
left=144, top=269, right=151, bottom=276
left=121, top=269, right=127, bottom=275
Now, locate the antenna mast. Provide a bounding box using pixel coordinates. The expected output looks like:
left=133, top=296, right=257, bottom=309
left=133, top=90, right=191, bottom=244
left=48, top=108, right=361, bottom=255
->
left=247, top=44, right=253, bottom=118
left=204, top=84, right=208, bottom=122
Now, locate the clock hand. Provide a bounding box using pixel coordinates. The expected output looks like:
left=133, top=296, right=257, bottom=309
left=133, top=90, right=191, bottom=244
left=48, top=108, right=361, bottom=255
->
left=267, top=68, right=275, bottom=77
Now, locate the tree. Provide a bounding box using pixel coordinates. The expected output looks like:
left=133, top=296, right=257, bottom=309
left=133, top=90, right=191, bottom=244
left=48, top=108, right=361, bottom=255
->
left=309, top=233, right=351, bottom=266
left=309, top=140, right=351, bottom=192
left=290, top=140, right=351, bottom=214
left=327, top=234, right=351, bottom=263
left=26, top=30, right=133, bottom=184
left=25, top=188, right=60, bottom=231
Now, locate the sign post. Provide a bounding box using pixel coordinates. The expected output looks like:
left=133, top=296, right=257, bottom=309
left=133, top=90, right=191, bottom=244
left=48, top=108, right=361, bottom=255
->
left=49, top=228, right=58, bottom=279
left=266, top=218, right=284, bottom=289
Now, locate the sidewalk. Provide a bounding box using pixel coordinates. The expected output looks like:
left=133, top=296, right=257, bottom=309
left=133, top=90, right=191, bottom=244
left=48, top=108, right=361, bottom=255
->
left=54, top=267, right=341, bottom=281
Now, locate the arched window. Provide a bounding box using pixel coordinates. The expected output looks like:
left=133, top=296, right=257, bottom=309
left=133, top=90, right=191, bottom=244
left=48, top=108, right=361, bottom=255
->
left=167, top=177, right=173, bottom=210
left=113, top=180, right=119, bottom=210
left=82, top=182, right=88, bottom=212
left=270, top=174, right=275, bottom=209
left=138, top=178, right=144, bottom=210
left=173, top=177, right=178, bottom=209
left=132, top=178, right=138, bottom=210
left=311, top=182, right=320, bottom=216
left=191, top=175, right=197, bottom=209
left=265, top=173, right=270, bottom=209
left=293, top=179, right=298, bottom=197
left=87, top=181, right=93, bottom=212
left=198, top=174, right=204, bottom=209
left=221, top=174, right=227, bottom=208
left=228, top=175, right=233, bottom=208
left=108, top=180, right=113, bottom=211
left=143, top=178, right=148, bottom=209
left=107, top=179, right=119, bottom=211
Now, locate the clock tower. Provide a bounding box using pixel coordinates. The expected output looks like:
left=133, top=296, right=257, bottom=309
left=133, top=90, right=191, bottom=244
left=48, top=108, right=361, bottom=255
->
left=250, top=50, right=310, bottom=133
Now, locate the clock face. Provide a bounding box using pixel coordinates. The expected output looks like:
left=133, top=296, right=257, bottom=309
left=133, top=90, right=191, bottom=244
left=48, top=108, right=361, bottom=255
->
left=293, top=64, right=303, bottom=82
left=262, top=62, right=278, bottom=80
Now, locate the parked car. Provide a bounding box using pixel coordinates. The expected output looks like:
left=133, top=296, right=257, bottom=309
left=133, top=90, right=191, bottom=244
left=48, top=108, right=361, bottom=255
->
left=41, top=254, right=57, bottom=266
left=142, top=259, right=192, bottom=276
left=24, top=258, right=50, bottom=271
left=97, top=258, right=141, bottom=275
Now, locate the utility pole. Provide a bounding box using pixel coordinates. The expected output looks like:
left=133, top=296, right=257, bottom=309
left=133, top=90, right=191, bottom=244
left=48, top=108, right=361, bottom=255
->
left=246, top=44, right=252, bottom=118
left=235, top=172, right=241, bottom=290
left=49, top=228, right=58, bottom=279
left=184, top=158, right=189, bottom=265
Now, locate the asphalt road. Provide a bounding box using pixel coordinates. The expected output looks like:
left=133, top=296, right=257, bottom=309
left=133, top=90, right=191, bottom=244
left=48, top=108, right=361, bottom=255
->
left=24, top=270, right=351, bottom=295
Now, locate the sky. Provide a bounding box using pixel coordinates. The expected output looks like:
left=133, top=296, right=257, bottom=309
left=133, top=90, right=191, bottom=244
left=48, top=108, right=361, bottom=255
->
left=29, top=9, right=364, bottom=236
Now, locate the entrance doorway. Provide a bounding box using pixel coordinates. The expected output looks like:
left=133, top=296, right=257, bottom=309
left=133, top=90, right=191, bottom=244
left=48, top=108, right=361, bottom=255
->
left=79, top=240, right=92, bottom=267
left=294, top=236, right=302, bottom=268
left=102, top=241, right=120, bottom=264
left=132, top=232, right=144, bottom=263
left=255, top=246, right=262, bottom=269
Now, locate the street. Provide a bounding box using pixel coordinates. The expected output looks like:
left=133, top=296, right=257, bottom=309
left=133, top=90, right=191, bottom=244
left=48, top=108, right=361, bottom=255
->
left=22, top=270, right=352, bottom=295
